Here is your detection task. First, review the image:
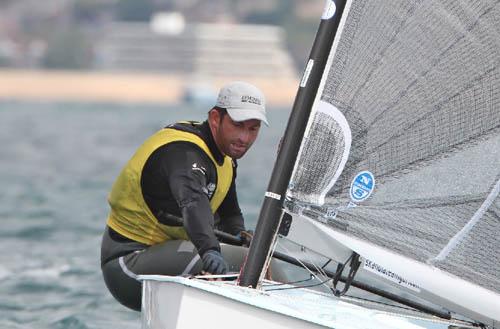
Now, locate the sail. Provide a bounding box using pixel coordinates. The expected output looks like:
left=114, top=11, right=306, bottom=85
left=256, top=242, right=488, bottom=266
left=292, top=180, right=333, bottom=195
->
left=285, top=0, right=500, bottom=324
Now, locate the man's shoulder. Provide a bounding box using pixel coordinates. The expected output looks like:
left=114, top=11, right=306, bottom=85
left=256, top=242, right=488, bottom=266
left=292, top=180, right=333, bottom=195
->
left=166, top=121, right=206, bottom=137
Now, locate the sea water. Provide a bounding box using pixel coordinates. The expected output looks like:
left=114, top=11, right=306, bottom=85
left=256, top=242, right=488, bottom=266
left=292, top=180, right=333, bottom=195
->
left=0, top=101, right=289, bottom=329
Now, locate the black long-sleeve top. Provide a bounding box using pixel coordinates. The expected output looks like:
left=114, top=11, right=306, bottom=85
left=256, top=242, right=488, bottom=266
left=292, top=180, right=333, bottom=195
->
left=139, top=121, right=245, bottom=256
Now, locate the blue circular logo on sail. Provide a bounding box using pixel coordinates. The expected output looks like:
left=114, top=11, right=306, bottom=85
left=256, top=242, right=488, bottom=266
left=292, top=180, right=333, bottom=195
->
left=350, top=171, right=375, bottom=202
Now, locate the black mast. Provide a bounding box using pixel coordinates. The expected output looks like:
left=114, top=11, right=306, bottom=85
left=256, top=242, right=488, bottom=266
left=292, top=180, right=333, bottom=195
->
left=239, top=0, right=348, bottom=288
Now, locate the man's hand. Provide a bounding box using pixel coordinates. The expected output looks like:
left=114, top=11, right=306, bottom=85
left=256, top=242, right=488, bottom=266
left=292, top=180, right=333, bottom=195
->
left=201, top=250, right=228, bottom=274
left=238, top=230, right=253, bottom=247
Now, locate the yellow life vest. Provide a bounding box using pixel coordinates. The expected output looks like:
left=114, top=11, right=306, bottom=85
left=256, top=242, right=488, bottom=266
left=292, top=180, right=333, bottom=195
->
left=106, top=126, right=233, bottom=245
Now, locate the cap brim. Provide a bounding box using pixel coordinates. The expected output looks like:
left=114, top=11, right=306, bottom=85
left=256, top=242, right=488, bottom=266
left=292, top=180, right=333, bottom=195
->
left=226, top=108, right=269, bottom=126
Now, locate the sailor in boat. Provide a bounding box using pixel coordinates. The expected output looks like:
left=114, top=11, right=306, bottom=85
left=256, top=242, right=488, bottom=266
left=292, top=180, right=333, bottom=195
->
left=100, top=81, right=267, bottom=311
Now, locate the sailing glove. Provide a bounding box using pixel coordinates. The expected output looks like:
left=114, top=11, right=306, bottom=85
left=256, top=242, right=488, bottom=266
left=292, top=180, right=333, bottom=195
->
left=201, top=250, right=228, bottom=274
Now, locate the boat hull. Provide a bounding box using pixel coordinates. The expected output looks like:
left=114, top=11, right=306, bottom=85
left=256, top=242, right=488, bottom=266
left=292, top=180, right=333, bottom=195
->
left=141, top=278, right=326, bottom=329
left=140, top=275, right=462, bottom=329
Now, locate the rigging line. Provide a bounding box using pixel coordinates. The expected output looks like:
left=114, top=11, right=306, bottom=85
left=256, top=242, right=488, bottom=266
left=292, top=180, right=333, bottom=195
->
left=344, top=294, right=423, bottom=314
left=431, top=177, right=500, bottom=262
left=318, top=259, right=336, bottom=283
left=309, top=259, right=329, bottom=284
left=275, top=236, right=336, bottom=284
left=271, top=245, right=452, bottom=319
left=259, top=231, right=282, bottom=284
left=318, top=259, right=334, bottom=281
left=278, top=235, right=336, bottom=274
left=265, top=275, right=334, bottom=292
left=271, top=249, right=452, bottom=319
left=342, top=294, right=438, bottom=318
left=265, top=278, right=333, bottom=292
left=264, top=275, right=317, bottom=288
left=275, top=242, right=333, bottom=291
left=301, top=244, right=330, bottom=282
left=322, top=258, right=333, bottom=269
left=278, top=242, right=329, bottom=282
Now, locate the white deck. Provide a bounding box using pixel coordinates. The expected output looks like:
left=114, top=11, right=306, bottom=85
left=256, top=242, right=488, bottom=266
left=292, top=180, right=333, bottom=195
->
left=140, top=275, right=458, bottom=329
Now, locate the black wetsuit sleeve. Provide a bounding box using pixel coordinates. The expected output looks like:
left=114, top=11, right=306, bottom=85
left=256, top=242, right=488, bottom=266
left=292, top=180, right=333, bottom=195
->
left=161, top=142, right=220, bottom=255
left=216, top=164, right=246, bottom=235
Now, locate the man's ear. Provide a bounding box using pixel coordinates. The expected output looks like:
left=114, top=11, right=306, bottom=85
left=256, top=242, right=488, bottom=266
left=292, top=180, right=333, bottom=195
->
left=208, top=108, right=220, bottom=128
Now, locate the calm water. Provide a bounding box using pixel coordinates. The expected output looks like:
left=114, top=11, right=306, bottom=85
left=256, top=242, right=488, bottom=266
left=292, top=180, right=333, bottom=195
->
left=0, top=101, right=289, bottom=329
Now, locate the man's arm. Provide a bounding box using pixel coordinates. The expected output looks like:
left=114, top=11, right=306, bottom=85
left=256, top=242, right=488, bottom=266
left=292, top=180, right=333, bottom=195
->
left=163, top=143, right=220, bottom=256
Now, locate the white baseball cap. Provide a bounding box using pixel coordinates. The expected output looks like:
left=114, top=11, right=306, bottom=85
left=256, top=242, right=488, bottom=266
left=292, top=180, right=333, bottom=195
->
left=215, top=81, right=268, bottom=126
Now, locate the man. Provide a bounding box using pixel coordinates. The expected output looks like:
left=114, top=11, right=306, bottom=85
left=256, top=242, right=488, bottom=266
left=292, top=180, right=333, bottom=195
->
left=100, top=81, right=267, bottom=311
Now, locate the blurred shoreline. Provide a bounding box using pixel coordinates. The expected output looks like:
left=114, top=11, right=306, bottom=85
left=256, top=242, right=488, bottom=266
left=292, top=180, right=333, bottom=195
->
left=0, top=69, right=299, bottom=107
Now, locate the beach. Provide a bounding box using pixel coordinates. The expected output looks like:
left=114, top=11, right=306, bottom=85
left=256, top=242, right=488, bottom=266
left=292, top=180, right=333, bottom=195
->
left=0, top=69, right=299, bottom=107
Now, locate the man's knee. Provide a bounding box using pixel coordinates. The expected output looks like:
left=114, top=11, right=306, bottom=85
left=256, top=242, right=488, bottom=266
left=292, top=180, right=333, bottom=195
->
left=102, top=258, right=142, bottom=311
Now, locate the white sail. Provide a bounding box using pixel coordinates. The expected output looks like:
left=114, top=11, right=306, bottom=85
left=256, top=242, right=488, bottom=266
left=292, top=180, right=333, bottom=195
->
left=285, top=0, right=500, bottom=326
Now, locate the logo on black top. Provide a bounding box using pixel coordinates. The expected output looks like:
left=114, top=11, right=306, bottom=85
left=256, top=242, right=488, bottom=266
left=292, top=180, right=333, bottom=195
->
left=203, top=183, right=216, bottom=198
left=192, top=163, right=207, bottom=175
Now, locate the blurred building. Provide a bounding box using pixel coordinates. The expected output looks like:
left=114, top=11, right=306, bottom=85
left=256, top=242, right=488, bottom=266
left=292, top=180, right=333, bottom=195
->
left=94, top=13, right=297, bottom=79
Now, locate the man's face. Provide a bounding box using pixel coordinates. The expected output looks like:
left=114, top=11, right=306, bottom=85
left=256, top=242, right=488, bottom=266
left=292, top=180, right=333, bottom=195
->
left=209, top=110, right=261, bottom=159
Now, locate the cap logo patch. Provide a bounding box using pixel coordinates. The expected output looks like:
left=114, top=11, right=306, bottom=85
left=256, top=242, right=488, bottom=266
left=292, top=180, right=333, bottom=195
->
left=241, top=95, right=261, bottom=106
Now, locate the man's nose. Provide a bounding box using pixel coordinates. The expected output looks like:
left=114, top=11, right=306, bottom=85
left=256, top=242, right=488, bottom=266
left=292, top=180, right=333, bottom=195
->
left=238, top=129, right=251, bottom=143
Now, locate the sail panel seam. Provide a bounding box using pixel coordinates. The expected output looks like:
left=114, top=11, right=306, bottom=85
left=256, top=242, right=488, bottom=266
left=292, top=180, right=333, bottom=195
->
left=431, top=178, right=500, bottom=262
